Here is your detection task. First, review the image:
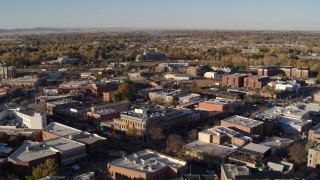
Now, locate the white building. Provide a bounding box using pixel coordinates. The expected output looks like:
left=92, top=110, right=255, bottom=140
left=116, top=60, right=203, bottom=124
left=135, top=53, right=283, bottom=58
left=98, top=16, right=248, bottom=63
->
left=268, top=80, right=301, bottom=92
left=164, top=74, right=191, bottom=81
left=0, top=108, right=47, bottom=129
left=204, top=72, right=219, bottom=79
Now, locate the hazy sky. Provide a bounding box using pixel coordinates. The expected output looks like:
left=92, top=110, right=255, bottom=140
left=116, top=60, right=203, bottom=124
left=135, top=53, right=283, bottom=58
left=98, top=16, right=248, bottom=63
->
left=1, top=0, right=320, bottom=30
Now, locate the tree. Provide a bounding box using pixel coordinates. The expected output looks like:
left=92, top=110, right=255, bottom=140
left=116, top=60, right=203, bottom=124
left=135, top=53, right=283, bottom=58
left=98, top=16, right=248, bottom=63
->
left=188, top=129, right=198, bottom=142
left=167, top=134, right=184, bottom=152
left=26, top=159, right=58, bottom=180
left=117, top=82, right=135, bottom=101
left=305, top=140, right=316, bottom=152
left=20, top=99, right=29, bottom=107
left=149, top=127, right=165, bottom=141
left=0, top=132, right=8, bottom=141
left=288, top=143, right=307, bottom=166
left=191, top=80, right=200, bottom=93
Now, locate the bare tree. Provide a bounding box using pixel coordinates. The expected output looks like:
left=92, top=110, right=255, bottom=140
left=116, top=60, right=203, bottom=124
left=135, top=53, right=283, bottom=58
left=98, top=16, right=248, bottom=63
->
left=149, top=127, right=165, bottom=141
left=288, top=143, right=307, bottom=165
left=188, top=129, right=198, bottom=142
left=167, top=134, right=184, bottom=152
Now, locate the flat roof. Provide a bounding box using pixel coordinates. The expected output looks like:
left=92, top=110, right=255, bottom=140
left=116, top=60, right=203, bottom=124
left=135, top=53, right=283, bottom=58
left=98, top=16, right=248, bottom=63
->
left=243, top=143, right=271, bottom=154
left=184, top=140, right=235, bottom=157
left=223, top=73, right=247, bottom=77
left=202, top=97, right=240, bottom=105
left=9, top=141, right=58, bottom=162
left=109, top=149, right=186, bottom=173
left=260, top=137, right=294, bottom=154
left=44, top=137, right=85, bottom=153
left=44, top=122, right=106, bottom=142
left=47, top=99, right=78, bottom=106
left=222, top=115, right=263, bottom=128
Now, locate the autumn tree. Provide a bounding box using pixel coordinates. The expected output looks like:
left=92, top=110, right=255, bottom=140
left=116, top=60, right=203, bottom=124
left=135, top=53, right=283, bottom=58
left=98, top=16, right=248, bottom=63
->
left=26, top=159, right=58, bottom=180
left=117, top=82, right=135, bottom=101
left=167, top=134, right=184, bottom=152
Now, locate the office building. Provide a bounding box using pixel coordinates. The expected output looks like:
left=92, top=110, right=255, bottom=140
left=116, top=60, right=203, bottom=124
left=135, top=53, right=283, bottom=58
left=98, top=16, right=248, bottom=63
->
left=108, top=149, right=187, bottom=180
left=221, top=115, right=264, bottom=137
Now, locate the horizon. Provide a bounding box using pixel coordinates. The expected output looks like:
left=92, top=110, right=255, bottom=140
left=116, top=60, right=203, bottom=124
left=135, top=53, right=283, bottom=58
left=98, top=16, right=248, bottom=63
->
left=1, top=0, right=320, bottom=31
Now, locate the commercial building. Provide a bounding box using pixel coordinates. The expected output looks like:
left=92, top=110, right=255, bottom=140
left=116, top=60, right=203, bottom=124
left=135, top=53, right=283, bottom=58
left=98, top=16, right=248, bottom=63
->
left=221, top=73, right=248, bottom=88
left=164, top=74, right=192, bottom=81
left=198, top=126, right=251, bottom=146
left=1, top=77, right=40, bottom=87
left=267, top=80, right=301, bottom=92
left=307, top=143, right=320, bottom=169
left=90, top=101, right=130, bottom=115
left=308, top=124, right=320, bottom=143
left=42, top=122, right=106, bottom=156
left=8, top=141, right=59, bottom=175
left=204, top=72, right=220, bottom=79
left=199, top=97, right=242, bottom=114
left=177, top=93, right=202, bottom=104
left=221, top=115, right=264, bottom=137
left=228, top=143, right=271, bottom=168
left=87, top=108, right=119, bottom=123
left=45, top=99, right=80, bottom=115
left=244, top=76, right=269, bottom=89
left=257, top=66, right=309, bottom=79
left=138, top=51, right=166, bottom=61
left=114, top=105, right=200, bottom=135
left=184, top=140, right=235, bottom=164
left=0, top=107, right=47, bottom=129
left=221, top=163, right=294, bottom=180
left=149, top=89, right=184, bottom=104
left=0, top=63, right=16, bottom=79
left=259, top=136, right=294, bottom=155
left=221, top=164, right=250, bottom=180
left=108, top=149, right=187, bottom=180
left=155, top=63, right=189, bottom=73
left=252, top=106, right=312, bottom=138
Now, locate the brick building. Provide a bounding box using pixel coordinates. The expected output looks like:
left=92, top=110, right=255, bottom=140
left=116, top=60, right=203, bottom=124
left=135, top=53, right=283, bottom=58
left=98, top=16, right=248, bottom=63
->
left=221, top=115, right=264, bottom=137
left=187, top=66, right=204, bottom=76
left=108, top=149, right=187, bottom=180
left=257, top=66, right=309, bottom=79
left=308, top=124, right=320, bottom=143
left=199, top=97, right=241, bottom=113
left=244, top=76, right=269, bottom=89
left=45, top=99, right=80, bottom=115
left=114, top=106, right=200, bottom=135
left=221, top=73, right=248, bottom=88
left=42, top=122, right=106, bottom=156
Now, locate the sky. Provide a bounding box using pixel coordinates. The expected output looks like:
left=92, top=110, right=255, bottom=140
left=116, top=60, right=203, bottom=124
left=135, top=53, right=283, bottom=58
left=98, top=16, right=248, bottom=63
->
left=1, top=0, right=320, bottom=31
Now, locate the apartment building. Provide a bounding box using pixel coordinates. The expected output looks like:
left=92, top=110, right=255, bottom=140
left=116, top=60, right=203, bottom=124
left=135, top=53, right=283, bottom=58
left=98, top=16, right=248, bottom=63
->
left=257, top=66, right=309, bottom=79
left=221, top=73, right=248, bottom=88
left=199, top=97, right=241, bottom=113
left=187, top=66, right=204, bottom=76
left=108, top=149, right=187, bottom=180
left=244, top=76, right=269, bottom=89
left=0, top=63, right=16, bottom=79
left=308, top=143, right=320, bottom=169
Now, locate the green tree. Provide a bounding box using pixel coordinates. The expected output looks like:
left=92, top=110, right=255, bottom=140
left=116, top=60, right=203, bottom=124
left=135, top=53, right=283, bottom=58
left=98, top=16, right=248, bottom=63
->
left=26, top=159, right=58, bottom=180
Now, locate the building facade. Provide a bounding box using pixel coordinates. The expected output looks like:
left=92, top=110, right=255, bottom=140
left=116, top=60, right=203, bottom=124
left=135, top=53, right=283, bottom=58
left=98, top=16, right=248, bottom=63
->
left=0, top=64, right=16, bottom=79
left=221, top=74, right=248, bottom=88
